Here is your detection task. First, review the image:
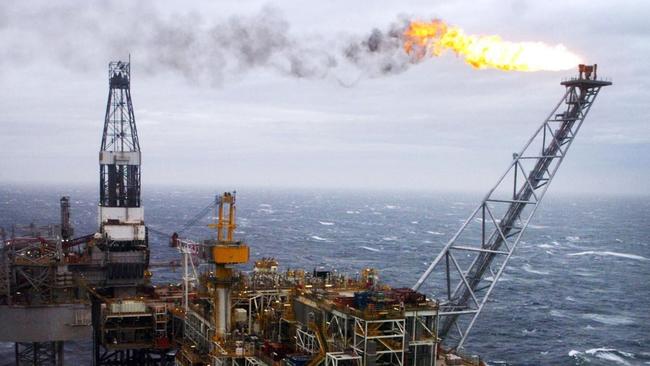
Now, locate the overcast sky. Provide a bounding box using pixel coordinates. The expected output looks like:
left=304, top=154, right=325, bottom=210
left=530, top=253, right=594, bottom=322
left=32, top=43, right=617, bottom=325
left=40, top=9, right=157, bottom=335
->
left=0, top=0, right=648, bottom=195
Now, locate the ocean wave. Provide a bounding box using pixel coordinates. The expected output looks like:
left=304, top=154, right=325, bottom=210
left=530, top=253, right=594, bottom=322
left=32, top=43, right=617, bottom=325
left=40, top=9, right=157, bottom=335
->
left=522, top=264, right=550, bottom=275
left=538, top=243, right=554, bottom=249
left=310, top=235, right=329, bottom=242
left=485, top=275, right=510, bottom=282
left=382, top=236, right=397, bottom=241
left=527, top=224, right=547, bottom=229
left=384, top=205, right=397, bottom=209
left=550, top=309, right=569, bottom=318
left=565, top=235, right=580, bottom=242
left=319, top=221, right=335, bottom=226
left=521, top=328, right=537, bottom=336
left=426, top=230, right=444, bottom=235
left=360, top=246, right=381, bottom=252
left=567, top=251, right=648, bottom=261
left=582, top=313, right=635, bottom=326
left=570, top=348, right=636, bottom=365
left=345, top=210, right=360, bottom=214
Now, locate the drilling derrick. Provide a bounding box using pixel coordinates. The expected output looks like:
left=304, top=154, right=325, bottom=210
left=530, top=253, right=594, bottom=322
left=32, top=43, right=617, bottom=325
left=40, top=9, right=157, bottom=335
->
left=89, top=61, right=162, bottom=366
left=413, top=64, right=611, bottom=351
left=96, top=60, right=148, bottom=285
left=100, top=61, right=141, bottom=209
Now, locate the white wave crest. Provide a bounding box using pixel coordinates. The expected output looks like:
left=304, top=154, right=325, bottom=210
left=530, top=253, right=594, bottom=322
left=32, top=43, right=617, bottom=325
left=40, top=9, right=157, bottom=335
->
left=582, top=313, right=635, bottom=326
left=426, top=230, right=444, bottom=235
left=310, top=236, right=329, bottom=242
left=522, top=264, right=550, bottom=275
left=527, top=224, right=547, bottom=229
left=568, top=350, right=581, bottom=357
left=360, top=246, right=380, bottom=252
left=569, top=348, right=636, bottom=365
left=567, top=251, right=648, bottom=261
left=319, top=221, right=335, bottom=226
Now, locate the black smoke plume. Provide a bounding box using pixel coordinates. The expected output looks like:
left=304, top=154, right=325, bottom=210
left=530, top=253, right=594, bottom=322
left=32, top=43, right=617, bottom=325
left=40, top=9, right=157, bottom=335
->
left=0, top=2, right=415, bottom=85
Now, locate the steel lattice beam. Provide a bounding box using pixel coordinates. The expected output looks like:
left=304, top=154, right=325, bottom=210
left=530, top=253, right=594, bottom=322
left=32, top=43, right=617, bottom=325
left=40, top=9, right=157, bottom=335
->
left=413, top=68, right=611, bottom=350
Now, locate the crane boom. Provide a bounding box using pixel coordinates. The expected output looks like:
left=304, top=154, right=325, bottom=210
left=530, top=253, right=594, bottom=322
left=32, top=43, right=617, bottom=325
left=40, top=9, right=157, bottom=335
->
left=412, top=64, right=611, bottom=350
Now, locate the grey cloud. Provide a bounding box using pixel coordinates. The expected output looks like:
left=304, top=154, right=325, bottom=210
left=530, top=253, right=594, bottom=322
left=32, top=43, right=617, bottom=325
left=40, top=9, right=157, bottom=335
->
left=1, top=2, right=417, bottom=85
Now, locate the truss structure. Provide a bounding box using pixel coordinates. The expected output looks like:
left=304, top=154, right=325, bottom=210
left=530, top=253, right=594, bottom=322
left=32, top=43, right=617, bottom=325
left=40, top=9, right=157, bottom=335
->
left=297, top=327, right=319, bottom=354
left=404, top=310, right=437, bottom=366
left=326, top=310, right=350, bottom=351
left=352, top=317, right=406, bottom=366
left=325, top=352, right=362, bottom=366
left=233, top=289, right=291, bottom=333
left=412, top=75, right=612, bottom=350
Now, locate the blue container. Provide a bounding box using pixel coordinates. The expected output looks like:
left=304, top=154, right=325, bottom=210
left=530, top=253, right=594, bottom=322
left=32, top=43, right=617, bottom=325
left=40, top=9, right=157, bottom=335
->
left=286, top=354, right=312, bottom=366
left=354, top=291, right=371, bottom=310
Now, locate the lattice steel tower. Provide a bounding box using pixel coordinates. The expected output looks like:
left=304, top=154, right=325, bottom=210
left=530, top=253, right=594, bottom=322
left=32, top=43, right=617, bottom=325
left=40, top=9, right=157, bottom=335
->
left=97, top=59, right=146, bottom=252
left=99, top=60, right=141, bottom=208
left=413, top=64, right=612, bottom=351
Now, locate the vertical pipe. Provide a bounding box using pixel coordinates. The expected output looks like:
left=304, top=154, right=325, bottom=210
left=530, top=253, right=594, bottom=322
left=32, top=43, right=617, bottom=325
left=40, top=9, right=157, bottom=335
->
left=56, top=341, right=64, bottom=366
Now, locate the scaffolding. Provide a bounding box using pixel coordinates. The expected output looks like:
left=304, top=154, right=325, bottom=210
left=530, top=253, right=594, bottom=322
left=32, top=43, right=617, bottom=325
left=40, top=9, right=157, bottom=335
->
left=352, top=317, right=406, bottom=366
left=325, top=352, right=362, bottom=366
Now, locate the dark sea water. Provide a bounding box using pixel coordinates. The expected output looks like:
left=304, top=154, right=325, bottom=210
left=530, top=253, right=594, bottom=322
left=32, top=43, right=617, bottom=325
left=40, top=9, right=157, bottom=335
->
left=0, top=184, right=648, bottom=366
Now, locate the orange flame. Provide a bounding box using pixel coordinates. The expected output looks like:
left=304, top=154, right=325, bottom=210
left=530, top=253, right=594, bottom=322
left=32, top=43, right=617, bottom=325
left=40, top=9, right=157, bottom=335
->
left=404, top=20, right=583, bottom=71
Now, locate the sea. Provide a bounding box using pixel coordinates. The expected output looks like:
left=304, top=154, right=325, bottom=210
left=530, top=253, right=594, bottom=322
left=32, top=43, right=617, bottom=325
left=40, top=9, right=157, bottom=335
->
left=0, top=184, right=648, bottom=366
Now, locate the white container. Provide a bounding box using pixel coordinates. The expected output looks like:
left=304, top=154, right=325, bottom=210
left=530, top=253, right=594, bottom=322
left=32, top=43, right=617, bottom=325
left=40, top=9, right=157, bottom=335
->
left=234, top=308, right=247, bottom=323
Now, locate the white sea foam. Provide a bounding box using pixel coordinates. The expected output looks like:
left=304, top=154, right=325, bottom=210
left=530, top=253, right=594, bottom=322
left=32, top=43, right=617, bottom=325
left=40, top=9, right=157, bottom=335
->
left=568, top=350, right=581, bottom=357
left=346, top=210, right=360, bottom=214
left=582, top=313, right=635, bottom=326
left=310, top=236, right=329, bottom=242
left=382, top=236, right=397, bottom=241
left=411, top=221, right=419, bottom=224
left=538, top=243, right=554, bottom=249
left=360, top=246, right=381, bottom=252
left=522, top=264, right=550, bottom=275
left=485, top=275, right=509, bottom=283
left=319, top=221, right=335, bottom=226
left=566, top=235, right=581, bottom=242
left=426, top=231, right=444, bottom=235
left=259, top=203, right=272, bottom=208
left=521, top=328, right=537, bottom=335
left=567, top=251, right=648, bottom=261
left=579, top=348, right=635, bottom=365
left=550, top=309, right=569, bottom=318
left=527, top=224, right=547, bottom=229
left=384, top=205, right=397, bottom=209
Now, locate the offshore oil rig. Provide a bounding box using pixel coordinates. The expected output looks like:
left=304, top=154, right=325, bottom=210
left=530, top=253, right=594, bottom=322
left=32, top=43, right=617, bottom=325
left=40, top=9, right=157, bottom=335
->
left=0, top=61, right=610, bottom=366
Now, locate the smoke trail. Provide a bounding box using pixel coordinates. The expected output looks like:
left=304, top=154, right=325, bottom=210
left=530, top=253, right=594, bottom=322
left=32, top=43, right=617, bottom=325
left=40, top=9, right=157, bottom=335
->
left=0, top=2, right=414, bottom=85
